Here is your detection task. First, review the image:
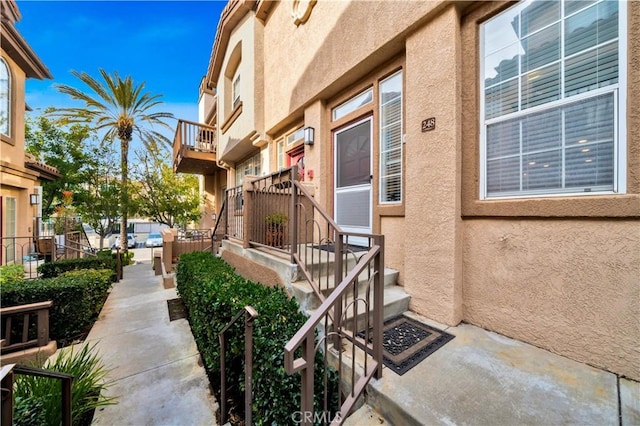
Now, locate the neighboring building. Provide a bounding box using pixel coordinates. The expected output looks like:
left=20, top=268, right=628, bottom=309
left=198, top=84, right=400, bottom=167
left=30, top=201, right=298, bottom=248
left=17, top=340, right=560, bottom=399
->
left=1, top=0, right=58, bottom=264
left=173, top=0, right=639, bottom=380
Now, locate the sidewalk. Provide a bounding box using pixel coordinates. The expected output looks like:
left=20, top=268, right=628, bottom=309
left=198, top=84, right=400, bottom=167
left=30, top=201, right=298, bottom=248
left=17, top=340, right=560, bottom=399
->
left=87, top=255, right=218, bottom=425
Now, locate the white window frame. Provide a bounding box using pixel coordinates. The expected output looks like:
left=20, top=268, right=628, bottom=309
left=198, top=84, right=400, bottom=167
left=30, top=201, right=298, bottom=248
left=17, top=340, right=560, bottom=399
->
left=4, top=197, right=16, bottom=263
left=0, top=57, right=10, bottom=137
left=479, top=0, right=627, bottom=200
left=232, top=73, right=241, bottom=109
left=379, top=70, right=403, bottom=205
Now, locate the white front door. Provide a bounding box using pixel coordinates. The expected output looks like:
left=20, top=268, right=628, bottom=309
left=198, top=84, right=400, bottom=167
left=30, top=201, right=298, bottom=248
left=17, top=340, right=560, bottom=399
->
left=334, top=117, right=372, bottom=246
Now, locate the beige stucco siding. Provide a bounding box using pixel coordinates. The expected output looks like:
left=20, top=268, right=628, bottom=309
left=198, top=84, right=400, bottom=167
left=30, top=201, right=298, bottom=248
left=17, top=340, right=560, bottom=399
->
left=262, top=0, right=446, bottom=133
left=403, top=4, right=463, bottom=326
left=217, top=12, right=258, bottom=155
left=463, top=219, right=640, bottom=380
left=0, top=51, right=26, bottom=166
left=380, top=217, right=405, bottom=286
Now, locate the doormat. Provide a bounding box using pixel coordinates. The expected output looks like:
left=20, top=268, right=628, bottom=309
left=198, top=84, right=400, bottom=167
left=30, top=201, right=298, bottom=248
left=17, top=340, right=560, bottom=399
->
left=167, top=298, right=187, bottom=322
left=312, top=243, right=368, bottom=253
left=358, top=315, right=454, bottom=376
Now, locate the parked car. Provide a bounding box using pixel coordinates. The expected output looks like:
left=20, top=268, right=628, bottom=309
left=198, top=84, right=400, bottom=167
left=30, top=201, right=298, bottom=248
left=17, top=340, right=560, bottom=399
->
left=145, top=233, right=163, bottom=248
left=112, top=234, right=137, bottom=249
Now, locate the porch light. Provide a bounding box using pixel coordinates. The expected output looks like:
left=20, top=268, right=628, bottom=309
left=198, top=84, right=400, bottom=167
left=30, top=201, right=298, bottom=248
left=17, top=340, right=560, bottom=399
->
left=30, top=193, right=39, bottom=205
left=304, top=126, right=315, bottom=145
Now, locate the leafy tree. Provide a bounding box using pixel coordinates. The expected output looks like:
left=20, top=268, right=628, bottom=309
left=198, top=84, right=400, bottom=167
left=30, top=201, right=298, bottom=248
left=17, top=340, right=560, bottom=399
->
left=132, top=149, right=201, bottom=228
left=75, top=145, right=122, bottom=249
left=25, top=115, right=93, bottom=217
left=50, top=69, right=174, bottom=250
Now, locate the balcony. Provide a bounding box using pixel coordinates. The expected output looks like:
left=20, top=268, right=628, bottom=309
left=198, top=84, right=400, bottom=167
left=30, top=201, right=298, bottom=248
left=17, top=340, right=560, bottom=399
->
left=172, top=119, right=219, bottom=175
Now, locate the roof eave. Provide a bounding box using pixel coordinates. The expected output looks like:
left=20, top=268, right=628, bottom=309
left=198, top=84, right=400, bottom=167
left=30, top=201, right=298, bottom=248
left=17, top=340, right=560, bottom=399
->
left=1, top=20, right=52, bottom=80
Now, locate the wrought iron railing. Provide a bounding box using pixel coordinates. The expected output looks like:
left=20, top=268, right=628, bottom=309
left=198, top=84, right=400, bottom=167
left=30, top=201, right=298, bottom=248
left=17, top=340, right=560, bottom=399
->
left=225, top=185, right=244, bottom=242
left=218, top=306, right=258, bottom=425
left=284, top=237, right=384, bottom=424
left=211, top=198, right=227, bottom=255
left=1, top=236, right=95, bottom=279
left=211, top=167, right=385, bottom=423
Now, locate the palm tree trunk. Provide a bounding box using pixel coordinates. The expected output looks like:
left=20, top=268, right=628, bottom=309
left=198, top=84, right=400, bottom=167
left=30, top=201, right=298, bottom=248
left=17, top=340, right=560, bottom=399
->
left=120, top=138, right=130, bottom=251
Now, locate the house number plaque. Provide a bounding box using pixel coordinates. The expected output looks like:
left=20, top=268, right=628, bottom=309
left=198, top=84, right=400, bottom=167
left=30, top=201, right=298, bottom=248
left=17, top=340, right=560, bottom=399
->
left=422, top=117, right=436, bottom=132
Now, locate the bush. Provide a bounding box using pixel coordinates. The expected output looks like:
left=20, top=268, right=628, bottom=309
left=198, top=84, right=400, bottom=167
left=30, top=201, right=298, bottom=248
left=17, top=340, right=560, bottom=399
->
left=38, top=254, right=118, bottom=281
left=0, top=264, right=26, bottom=284
left=14, top=342, right=116, bottom=426
left=1, top=269, right=112, bottom=345
left=176, top=252, right=338, bottom=424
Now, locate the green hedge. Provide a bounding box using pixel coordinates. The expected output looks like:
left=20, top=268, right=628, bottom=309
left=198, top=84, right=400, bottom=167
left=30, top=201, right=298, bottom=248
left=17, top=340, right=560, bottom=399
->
left=0, top=264, right=26, bottom=285
left=176, top=252, right=337, bottom=424
left=1, top=269, right=112, bottom=346
left=37, top=252, right=118, bottom=281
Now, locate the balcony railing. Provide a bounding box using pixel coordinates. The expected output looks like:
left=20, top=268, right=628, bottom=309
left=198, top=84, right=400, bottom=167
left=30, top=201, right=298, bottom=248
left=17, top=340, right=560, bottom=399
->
left=172, top=119, right=218, bottom=174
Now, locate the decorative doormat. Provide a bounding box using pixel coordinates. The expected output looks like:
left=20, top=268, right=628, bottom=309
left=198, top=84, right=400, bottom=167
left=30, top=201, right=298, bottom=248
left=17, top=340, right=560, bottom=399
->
left=167, top=298, right=187, bottom=322
left=358, top=315, right=454, bottom=376
left=312, top=243, right=368, bottom=253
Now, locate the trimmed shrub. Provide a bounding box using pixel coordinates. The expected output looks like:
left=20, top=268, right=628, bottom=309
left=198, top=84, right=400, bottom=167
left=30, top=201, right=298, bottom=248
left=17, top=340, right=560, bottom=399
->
left=1, top=269, right=112, bottom=345
left=176, top=252, right=338, bottom=424
left=0, top=264, right=26, bottom=284
left=38, top=254, right=118, bottom=281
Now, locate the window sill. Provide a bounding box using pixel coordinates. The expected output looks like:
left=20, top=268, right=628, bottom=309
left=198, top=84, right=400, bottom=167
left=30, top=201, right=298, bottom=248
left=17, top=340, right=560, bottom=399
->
left=1, top=133, right=14, bottom=146
left=221, top=101, right=243, bottom=134
left=462, top=194, right=640, bottom=218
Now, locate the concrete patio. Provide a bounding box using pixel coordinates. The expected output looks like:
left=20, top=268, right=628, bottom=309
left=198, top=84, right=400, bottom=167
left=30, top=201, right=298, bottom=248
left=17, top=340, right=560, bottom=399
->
left=348, top=310, right=640, bottom=425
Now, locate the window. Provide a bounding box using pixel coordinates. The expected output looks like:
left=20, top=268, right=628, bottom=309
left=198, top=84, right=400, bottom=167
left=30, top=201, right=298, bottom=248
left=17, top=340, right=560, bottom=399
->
left=232, top=73, right=241, bottom=109
left=276, top=138, right=285, bottom=170
left=235, top=152, right=261, bottom=185
left=480, top=0, right=625, bottom=199
left=0, top=58, right=10, bottom=136
left=286, top=127, right=304, bottom=146
left=332, top=88, right=373, bottom=121
left=4, top=197, right=16, bottom=263
left=379, top=71, right=403, bottom=203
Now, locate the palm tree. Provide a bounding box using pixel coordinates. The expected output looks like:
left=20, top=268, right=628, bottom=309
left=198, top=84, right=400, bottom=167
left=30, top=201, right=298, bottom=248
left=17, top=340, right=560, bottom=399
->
left=50, top=69, right=174, bottom=251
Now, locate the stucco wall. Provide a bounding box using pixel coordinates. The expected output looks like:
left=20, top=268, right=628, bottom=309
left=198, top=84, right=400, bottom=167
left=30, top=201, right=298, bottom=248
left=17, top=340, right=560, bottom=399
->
left=463, top=219, right=640, bottom=380
left=262, top=0, right=445, bottom=132
left=0, top=50, right=26, bottom=166
left=217, top=12, right=257, bottom=155
left=403, top=5, right=463, bottom=325
left=1, top=48, right=38, bottom=251
left=380, top=217, right=405, bottom=286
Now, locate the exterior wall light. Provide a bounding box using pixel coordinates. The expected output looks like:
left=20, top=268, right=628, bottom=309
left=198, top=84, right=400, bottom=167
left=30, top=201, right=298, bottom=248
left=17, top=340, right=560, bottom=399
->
left=30, top=193, right=39, bottom=205
left=304, top=127, right=315, bottom=145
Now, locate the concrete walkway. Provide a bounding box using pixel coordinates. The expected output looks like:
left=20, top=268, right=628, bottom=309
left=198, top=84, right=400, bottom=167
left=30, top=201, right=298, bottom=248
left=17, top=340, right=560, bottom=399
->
left=88, top=253, right=217, bottom=425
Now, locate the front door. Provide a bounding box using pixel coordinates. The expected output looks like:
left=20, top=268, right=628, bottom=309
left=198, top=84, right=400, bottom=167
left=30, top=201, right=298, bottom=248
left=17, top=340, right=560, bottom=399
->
left=334, top=117, right=372, bottom=245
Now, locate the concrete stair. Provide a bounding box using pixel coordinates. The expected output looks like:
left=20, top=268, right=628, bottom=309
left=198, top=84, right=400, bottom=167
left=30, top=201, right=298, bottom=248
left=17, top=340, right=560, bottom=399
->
left=220, top=240, right=410, bottom=322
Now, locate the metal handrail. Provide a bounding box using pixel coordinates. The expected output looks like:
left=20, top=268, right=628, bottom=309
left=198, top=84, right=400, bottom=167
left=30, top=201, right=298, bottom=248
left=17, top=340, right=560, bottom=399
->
left=245, top=165, right=385, bottom=424
left=219, top=305, right=259, bottom=425
left=284, top=241, right=384, bottom=425
left=211, top=198, right=227, bottom=254
left=1, top=364, right=73, bottom=426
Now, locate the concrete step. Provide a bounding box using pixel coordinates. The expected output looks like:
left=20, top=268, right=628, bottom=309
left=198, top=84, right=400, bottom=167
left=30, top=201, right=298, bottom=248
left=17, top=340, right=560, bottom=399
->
left=344, top=404, right=388, bottom=425
left=291, top=267, right=399, bottom=312
left=303, top=286, right=411, bottom=332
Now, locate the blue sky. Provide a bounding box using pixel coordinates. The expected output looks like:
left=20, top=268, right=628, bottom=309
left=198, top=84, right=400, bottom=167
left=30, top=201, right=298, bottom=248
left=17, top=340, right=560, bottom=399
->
left=16, top=0, right=225, bottom=143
